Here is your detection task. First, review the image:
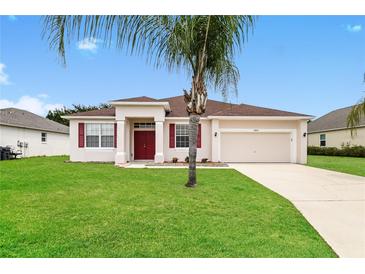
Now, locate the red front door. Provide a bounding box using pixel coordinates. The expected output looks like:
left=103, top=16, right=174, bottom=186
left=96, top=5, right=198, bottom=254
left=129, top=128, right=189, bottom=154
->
left=134, top=131, right=155, bottom=160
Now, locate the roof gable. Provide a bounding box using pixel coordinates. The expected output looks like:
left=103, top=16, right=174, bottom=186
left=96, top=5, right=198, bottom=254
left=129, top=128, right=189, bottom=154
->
left=111, top=96, right=158, bottom=102
left=0, top=108, right=69, bottom=134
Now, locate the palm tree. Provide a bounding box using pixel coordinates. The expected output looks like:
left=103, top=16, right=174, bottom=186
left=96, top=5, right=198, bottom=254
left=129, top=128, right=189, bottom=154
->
left=347, top=97, right=365, bottom=133
left=347, top=74, right=365, bottom=134
left=43, top=16, right=255, bottom=187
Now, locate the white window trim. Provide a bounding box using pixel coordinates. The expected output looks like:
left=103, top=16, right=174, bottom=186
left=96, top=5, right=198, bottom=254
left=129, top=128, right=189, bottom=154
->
left=320, top=134, right=326, bottom=147
left=85, top=123, right=115, bottom=149
left=175, top=123, right=190, bottom=149
left=41, top=132, right=47, bottom=144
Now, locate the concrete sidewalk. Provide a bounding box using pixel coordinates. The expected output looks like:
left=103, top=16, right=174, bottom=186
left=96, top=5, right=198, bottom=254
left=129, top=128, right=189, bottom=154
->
left=230, top=163, right=365, bottom=258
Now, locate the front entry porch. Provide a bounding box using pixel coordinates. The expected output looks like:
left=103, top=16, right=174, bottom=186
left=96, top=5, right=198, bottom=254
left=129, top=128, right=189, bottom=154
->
left=115, top=117, right=165, bottom=164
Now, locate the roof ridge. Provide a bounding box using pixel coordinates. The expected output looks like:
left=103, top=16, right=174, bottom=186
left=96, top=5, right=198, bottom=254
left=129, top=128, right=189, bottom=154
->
left=111, top=96, right=158, bottom=102
left=159, top=95, right=238, bottom=105
left=158, top=95, right=183, bottom=101
left=310, top=106, right=353, bottom=123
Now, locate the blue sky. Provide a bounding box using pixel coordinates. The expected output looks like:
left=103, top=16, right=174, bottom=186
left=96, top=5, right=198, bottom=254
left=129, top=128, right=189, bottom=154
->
left=0, top=15, right=364, bottom=117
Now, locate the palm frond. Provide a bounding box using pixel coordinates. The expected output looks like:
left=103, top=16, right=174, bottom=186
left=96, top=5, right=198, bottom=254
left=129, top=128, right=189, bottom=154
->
left=42, top=15, right=256, bottom=99
left=347, top=97, right=365, bottom=136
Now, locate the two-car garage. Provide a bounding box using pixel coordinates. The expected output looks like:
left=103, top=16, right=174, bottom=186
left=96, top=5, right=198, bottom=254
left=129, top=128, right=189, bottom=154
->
left=220, top=131, right=293, bottom=163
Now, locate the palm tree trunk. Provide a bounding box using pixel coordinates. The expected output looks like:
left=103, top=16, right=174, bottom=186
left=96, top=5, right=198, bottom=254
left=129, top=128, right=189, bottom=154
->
left=184, top=75, right=207, bottom=187
left=185, top=114, right=200, bottom=187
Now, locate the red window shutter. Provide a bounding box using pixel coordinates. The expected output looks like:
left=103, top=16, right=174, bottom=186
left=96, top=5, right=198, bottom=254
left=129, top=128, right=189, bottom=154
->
left=78, top=123, right=85, bottom=148
left=114, top=123, right=117, bottom=148
left=197, top=124, right=202, bottom=148
left=169, top=124, right=175, bottom=148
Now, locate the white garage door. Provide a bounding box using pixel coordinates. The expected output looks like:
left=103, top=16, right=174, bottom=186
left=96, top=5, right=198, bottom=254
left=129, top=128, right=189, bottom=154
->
left=220, top=132, right=291, bottom=162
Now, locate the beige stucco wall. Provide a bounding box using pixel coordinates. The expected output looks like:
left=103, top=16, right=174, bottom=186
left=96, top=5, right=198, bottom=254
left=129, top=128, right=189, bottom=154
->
left=69, top=120, right=116, bottom=162
left=115, top=105, right=166, bottom=121
left=308, top=127, right=365, bottom=148
left=163, top=119, right=212, bottom=162
left=0, top=124, right=69, bottom=157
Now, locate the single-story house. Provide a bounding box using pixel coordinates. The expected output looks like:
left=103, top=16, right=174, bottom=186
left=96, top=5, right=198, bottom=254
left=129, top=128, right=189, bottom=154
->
left=0, top=108, right=69, bottom=157
left=308, top=105, right=365, bottom=148
left=63, top=95, right=311, bottom=164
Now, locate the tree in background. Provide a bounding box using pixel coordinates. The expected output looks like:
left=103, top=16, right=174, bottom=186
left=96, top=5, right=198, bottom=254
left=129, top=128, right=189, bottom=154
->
left=46, top=103, right=111, bottom=126
left=43, top=16, right=255, bottom=187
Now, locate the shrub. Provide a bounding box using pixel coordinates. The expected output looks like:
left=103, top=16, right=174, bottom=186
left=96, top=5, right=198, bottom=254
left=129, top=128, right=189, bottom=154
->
left=185, top=156, right=189, bottom=163
left=172, top=157, right=178, bottom=163
left=308, top=145, right=365, bottom=157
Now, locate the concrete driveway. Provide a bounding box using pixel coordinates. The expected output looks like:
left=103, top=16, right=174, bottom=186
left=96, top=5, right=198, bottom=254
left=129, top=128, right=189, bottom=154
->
left=229, top=163, right=365, bottom=258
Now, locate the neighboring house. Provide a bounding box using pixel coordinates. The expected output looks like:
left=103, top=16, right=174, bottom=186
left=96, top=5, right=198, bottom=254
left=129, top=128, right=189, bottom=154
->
left=308, top=106, right=365, bottom=148
left=0, top=108, right=69, bottom=157
left=63, top=95, right=311, bottom=164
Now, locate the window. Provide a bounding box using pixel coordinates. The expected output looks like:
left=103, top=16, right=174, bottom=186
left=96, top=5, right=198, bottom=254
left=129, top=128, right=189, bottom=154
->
left=176, top=124, right=189, bottom=148
left=41, top=132, right=47, bottom=143
left=86, top=123, right=114, bottom=148
left=86, top=124, right=100, bottom=147
left=101, top=124, right=114, bottom=147
left=320, top=134, right=326, bottom=147
left=134, top=123, right=155, bottom=128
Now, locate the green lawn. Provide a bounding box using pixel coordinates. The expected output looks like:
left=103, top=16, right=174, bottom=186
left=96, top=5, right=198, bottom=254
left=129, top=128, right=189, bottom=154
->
left=0, top=156, right=336, bottom=258
left=307, top=155, right=365, bottom=177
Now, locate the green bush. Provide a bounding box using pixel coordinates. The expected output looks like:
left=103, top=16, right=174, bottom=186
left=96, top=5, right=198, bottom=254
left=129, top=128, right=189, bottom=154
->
left=308, top=145, right=365, bottom=157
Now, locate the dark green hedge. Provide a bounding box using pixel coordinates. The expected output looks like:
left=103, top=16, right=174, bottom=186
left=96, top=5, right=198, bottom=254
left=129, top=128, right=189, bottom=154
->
left=308, top=145, right=365, bottom=157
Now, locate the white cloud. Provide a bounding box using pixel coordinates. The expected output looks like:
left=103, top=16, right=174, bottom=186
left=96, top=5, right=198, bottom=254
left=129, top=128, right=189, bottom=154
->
left=0, top=95, right=63, bottom=116
left=37, top=93, right=49, bottom=99
left=346, top=24, right=362, bottom=33
left=77, top=38, right=102, bottom=53
left=0, top=63, right=10, bottom=85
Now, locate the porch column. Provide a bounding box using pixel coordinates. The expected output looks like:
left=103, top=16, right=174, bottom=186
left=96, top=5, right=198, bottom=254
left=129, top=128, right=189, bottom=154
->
left=211, top=119, right=220, bottom=162
left=299, top=120, right=308, bottom=164
left=154, top=120, right=164, bottom=163
left=115, top=119, right=127, bottom=165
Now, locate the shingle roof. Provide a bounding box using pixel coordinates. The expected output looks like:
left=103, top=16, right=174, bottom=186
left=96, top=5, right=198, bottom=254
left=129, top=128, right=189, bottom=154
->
left=308, top=105, right=365, bottom=133
left=66, top=95, right=310, bottom=118
left=0, top=108, right=69, bottom=134
left=160, top=95, right=309, bottom=117
left=211, top=104, right=308, bottom=116
left=68, top=107, right=116, bottom=117
left=158, top=95, right=235, bottom=117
